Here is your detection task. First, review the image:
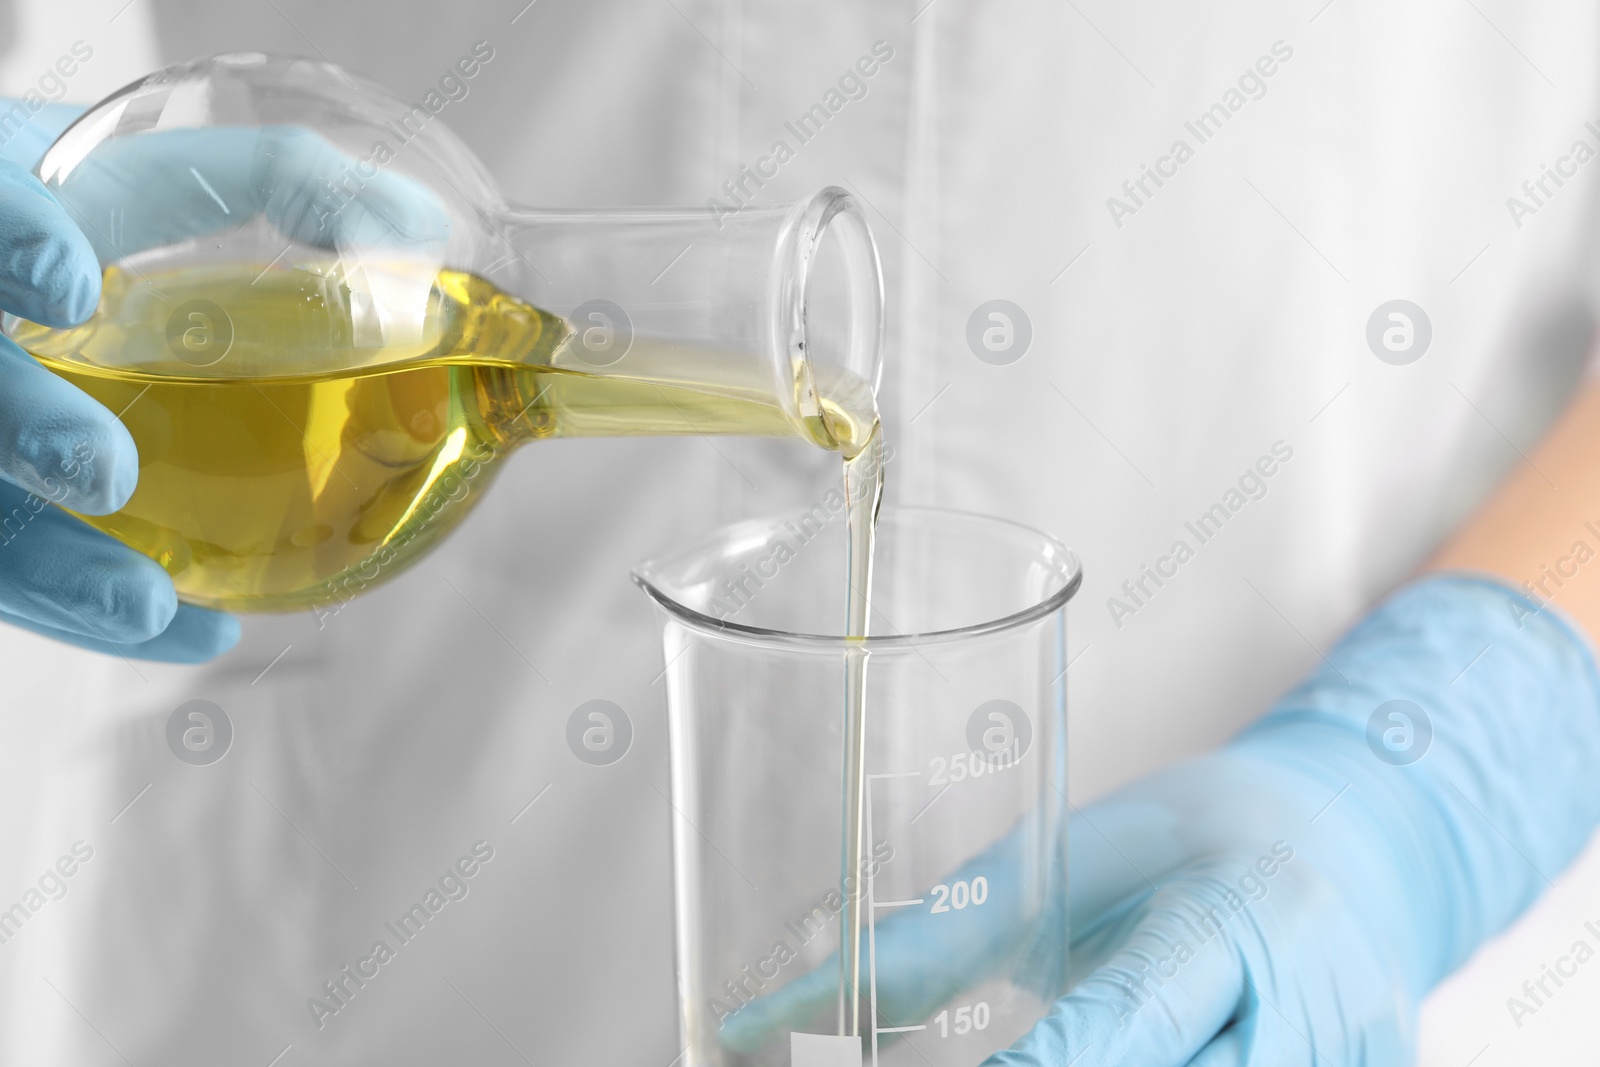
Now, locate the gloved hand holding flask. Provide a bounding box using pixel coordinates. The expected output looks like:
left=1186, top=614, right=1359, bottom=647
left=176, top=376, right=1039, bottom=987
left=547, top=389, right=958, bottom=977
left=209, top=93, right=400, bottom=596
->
left=0, top=100, right=236, bottom=661
left=0, top=86, right=465, bottom=659
left=4, top=55, right=883, bottom=623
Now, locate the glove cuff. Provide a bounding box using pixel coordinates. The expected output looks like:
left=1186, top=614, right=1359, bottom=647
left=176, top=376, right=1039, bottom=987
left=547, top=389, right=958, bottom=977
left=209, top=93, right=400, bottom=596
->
left=1234, top=573, right=1600, bottom=997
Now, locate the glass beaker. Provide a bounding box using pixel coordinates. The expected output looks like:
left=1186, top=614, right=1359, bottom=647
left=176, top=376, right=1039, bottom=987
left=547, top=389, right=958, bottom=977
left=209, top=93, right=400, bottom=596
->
left=633, top=507, right=1081, bottom=1067
left=5, top=53, right=881, bottom=612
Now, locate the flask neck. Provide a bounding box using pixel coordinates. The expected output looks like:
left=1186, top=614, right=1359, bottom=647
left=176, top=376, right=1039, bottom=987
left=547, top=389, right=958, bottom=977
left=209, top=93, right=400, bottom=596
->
left=486, top=189, right=883, bottom=450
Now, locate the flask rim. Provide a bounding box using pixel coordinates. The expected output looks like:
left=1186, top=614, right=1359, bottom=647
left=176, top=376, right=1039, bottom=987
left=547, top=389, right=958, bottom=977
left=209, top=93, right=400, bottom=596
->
left=772, top=186, right=885, bottom=426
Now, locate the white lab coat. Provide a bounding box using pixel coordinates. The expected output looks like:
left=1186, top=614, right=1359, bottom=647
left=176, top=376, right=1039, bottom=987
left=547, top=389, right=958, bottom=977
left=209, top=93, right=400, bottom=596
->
left=0, top=1, right=1597, bottom=1063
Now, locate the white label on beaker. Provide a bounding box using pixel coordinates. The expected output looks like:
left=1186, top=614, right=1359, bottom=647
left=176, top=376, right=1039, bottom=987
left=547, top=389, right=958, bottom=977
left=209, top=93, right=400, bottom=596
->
left=790, top=1032, right=862, bottom=1067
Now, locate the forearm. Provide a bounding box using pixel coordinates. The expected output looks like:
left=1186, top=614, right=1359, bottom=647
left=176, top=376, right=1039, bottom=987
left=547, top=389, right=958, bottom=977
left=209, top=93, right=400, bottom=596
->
left=1218, top=381, right=1600, bottom=997
left=1427, top=379, right=1600, bottom=640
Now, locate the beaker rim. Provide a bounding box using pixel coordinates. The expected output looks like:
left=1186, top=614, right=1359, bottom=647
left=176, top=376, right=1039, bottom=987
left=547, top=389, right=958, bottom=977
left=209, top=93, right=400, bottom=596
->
left=631, top=505, right=1082, bottom=650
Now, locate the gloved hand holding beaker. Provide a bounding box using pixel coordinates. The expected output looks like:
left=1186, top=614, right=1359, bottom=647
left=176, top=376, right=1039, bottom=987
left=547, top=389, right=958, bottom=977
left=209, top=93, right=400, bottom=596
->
left=982, top=576, right=1600, bottom=1065
left=727, top=577, right=1600, bottom=1065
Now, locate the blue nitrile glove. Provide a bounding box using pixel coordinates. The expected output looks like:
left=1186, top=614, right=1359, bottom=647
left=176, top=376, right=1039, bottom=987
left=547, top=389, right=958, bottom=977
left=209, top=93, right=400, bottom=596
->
left=729, top=576, right=1600, bottom=1065
left=0, top=101, right=237, bottom=661
left=46, top=126, right=452, bottom=262
left=993, top=576, right=1600, bottom=1065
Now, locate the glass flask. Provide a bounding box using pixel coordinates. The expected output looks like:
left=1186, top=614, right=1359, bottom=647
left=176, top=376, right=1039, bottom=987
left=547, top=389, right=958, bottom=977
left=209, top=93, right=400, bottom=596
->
left=634, top=507, right=1081, bottom=1067
left=4, top=53, right=882, bottom=612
